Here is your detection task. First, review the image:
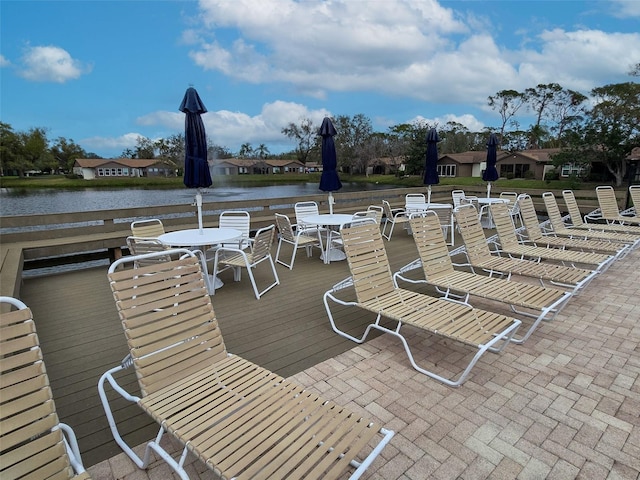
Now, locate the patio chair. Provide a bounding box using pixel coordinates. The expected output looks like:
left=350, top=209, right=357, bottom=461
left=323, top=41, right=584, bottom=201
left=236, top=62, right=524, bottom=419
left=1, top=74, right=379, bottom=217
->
left=452, top=189, right=478, bottom=209
left=545, top=191, right=640, bottom=243
left=394, top=213, right=571, bottom=344
left=126, top=236, right=173, bottom=267
left=499, top=191, right=521, bottom=227
left=218, top=210, right=252, bottom=249
left=1, top=296, right=91, bottom=480
left=517, top=195, right=628, bottom=257
left=274, top=212, right=322, bottom=269
left=131, top=218, right=165, bottom=238
left=595, top=185, right=640, bottom=225
left=212, top=224, right=280, bottom=299
left=453, top=204, right=598, bottom=294
left=490, top=201, right=615, bottom=271
left=98, top=250, right=394, bottom=480
left=323, top=222, right=522, bottom=387
left=405, top=193, right=426, bottom=209
left=353, top=205, right=384, bottom=225
left=381, top=199, right=409, bottom=240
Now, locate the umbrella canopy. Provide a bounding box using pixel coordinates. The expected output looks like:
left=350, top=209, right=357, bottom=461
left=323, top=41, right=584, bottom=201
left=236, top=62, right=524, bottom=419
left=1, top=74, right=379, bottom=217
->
left=483, top=133, right=500, bottom=197
left=424, top=128, right=440, bottom=203
left=179, top=87, right=211, bottom=232
left=318, top=117, right=342, bottom=214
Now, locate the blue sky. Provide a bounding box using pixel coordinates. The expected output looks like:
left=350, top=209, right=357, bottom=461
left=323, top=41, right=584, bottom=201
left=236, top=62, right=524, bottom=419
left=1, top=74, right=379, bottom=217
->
left=1, top=0, right=639, bottom=158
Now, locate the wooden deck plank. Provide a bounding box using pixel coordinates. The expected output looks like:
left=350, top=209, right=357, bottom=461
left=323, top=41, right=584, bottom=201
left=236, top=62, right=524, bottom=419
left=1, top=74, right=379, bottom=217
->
left=19, top=227, right=421, bottom=467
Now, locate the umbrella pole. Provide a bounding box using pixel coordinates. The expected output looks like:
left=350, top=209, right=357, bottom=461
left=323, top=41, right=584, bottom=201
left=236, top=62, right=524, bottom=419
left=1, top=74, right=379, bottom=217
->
left=427, top=185, right=432, bottom=204
left=196, top=191, right=204, bottom=233
left=487, top=183, right=491, bottom=199
left=328, top=193, right=334, bottom=215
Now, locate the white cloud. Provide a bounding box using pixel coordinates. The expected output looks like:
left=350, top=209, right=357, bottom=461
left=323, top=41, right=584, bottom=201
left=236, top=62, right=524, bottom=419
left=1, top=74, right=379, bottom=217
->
left=0, top=55, right=10, bottom=67
left=18, top=45, right=89, bottom=83
left=81, top=132, right=144, bottom=152
left=409, top=113, right=485, bottom=132
left=186, top=0, right=639, bottom=111
left=609, top=0, right=640, bottom=17
left=136, top=100, right=331, bottom=153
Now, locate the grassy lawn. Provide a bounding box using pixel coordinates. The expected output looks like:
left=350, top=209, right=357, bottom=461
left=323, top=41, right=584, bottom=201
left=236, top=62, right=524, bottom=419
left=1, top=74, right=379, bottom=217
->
left=0, top=173, right=611, bottom=191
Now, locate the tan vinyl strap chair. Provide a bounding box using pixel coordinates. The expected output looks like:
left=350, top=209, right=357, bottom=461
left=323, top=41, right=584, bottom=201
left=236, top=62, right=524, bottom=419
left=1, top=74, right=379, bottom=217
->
left=630, top=185, right=640, bottom=214
left=126, top=236, right=173, bottom=267
left=98, top=250, right=393, bottom=480
left=499, top=191, right=521, bottom=227
left=394, top=213, right=571, bottom=344
left=274, top=212, right=322, bottom=269
left=517, top=195, right=627, bottom=257
left=212, top=224, right=280, bottom=299
left=131, top=218, right=165, bottom=238
left=1, top=296, right=91, bottom=480
left=381, top=200, right=409, bottom=240
left=490, top=201, right=615, bottom=270
left=453, top=204, right=598, bottom=293
left=595, top=185, right=640, bottom=225
left=323, top=222, right=522, bottom=387
left=546, top=191, right=640, bottom=243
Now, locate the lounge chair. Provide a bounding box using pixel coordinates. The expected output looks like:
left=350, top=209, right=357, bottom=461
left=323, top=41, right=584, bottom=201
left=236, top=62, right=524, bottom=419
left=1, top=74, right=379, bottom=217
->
left=212, top=224, right=280, bottom=299
left=544, top=191, right=640, bottom=244
left=98, top=250, right=394, bottom=480
left=490, top=201, right=615, bottom=271
left=595, top=185, right=640, bottom=225
left=323, top=222, right=522, bottom=387
left=453, top=204, right=598, bottom=293
left=1, top=296, right=91, bottom=480
left=517, top=194, right=628, bottom=257
left=630, top=185, right=640, bottom=215
left=126, top=236, right=173, bottom=267
left=394, top=213, right=571, bottom=344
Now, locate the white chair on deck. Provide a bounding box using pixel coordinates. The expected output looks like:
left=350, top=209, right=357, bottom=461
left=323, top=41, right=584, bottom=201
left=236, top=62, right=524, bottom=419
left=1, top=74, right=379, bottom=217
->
left=274, top=213, right=322, bottom=269
left=500, top=192, right=521, bottom=228
left=213, top=224, right=280, bottom=299
left=382, top=200, right=409, bottom=240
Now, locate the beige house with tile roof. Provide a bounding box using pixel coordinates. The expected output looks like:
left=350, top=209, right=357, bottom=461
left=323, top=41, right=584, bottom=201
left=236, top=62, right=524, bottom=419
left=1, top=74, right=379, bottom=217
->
left=73, top=158, right=176, bottom=179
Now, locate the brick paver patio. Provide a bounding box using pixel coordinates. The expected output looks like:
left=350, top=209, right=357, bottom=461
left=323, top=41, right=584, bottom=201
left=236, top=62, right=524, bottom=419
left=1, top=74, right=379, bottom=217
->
left=87, top=248, right=640, bottom=480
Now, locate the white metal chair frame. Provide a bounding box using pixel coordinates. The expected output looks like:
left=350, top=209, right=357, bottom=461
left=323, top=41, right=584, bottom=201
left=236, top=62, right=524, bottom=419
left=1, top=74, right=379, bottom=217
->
left=274, top=213, right=322, bottom=269
left=213, top=224, right=280, bottom=299
left=381, top=200, right=409, bottom=240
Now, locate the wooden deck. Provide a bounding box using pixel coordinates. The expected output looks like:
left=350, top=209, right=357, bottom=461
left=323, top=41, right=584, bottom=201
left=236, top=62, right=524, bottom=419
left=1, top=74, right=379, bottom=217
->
left=20, top=227, right=425, bottom=467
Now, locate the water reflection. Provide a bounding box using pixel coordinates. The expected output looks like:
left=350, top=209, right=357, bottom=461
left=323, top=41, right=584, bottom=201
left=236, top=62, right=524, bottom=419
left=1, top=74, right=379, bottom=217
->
left=1, top=183, right=392, bottom=216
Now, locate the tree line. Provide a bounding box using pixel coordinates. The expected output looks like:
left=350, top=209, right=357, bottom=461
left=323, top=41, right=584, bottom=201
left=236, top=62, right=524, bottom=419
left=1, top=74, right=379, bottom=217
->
left=2, top=72, right=638, bottom=185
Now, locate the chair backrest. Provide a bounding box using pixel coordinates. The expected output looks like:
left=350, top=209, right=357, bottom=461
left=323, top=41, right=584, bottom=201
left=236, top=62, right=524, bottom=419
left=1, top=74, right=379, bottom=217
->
left=596, top=185, right=622, bottom=218
left=406, top=193, right=426, bottom=206
left=490, top=202, right=520, bottom=249
left=366, top=205, right=384, bottom=224
left=517, top=195, right=544, bottom=241
left=340, top=222, right=397, bottom=303
left=352, top=210, right=381, bottom=224
left=0, top=297, right=87, bottom=479
left=499, top=192, right=518, bottom=204
left=131, top=218, right=165, bottom=238
left=274, top=213, right=295, bottom=242
left=382, top=200, right=395, bottom=219
left=542, top=192, right=567, bottom=229
left=451, top=190, right=466, bottom=208
left=453, top=204, right=492, bottom=263
left=294, top=201, right=320, bottom=223
left=630, top=185, right=640, bottom=210
left=107, top=253, right=227, bottom=397
left=126, top=236, right=172, bottom=267
left=250, top=224, right=276, bottom=262
left=219, top=211, right=251, bottom=247
left=409, top=213, right=455, bottom=279
left=560, top=190, right=586, bottom=227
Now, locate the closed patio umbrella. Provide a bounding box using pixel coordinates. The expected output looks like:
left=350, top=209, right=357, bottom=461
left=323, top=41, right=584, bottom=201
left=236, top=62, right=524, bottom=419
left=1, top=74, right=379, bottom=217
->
left=318, top=117, right=342, bottom=214
left=424, top=128, right=440, bottom=204
left=483, top=133, right=500, bottom=198
left=179, top=86, right=212, bottom=233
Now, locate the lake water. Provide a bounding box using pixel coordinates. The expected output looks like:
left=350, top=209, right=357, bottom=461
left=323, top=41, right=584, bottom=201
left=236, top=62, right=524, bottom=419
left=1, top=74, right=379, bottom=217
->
left=0, top=182, right=392, bottom=216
